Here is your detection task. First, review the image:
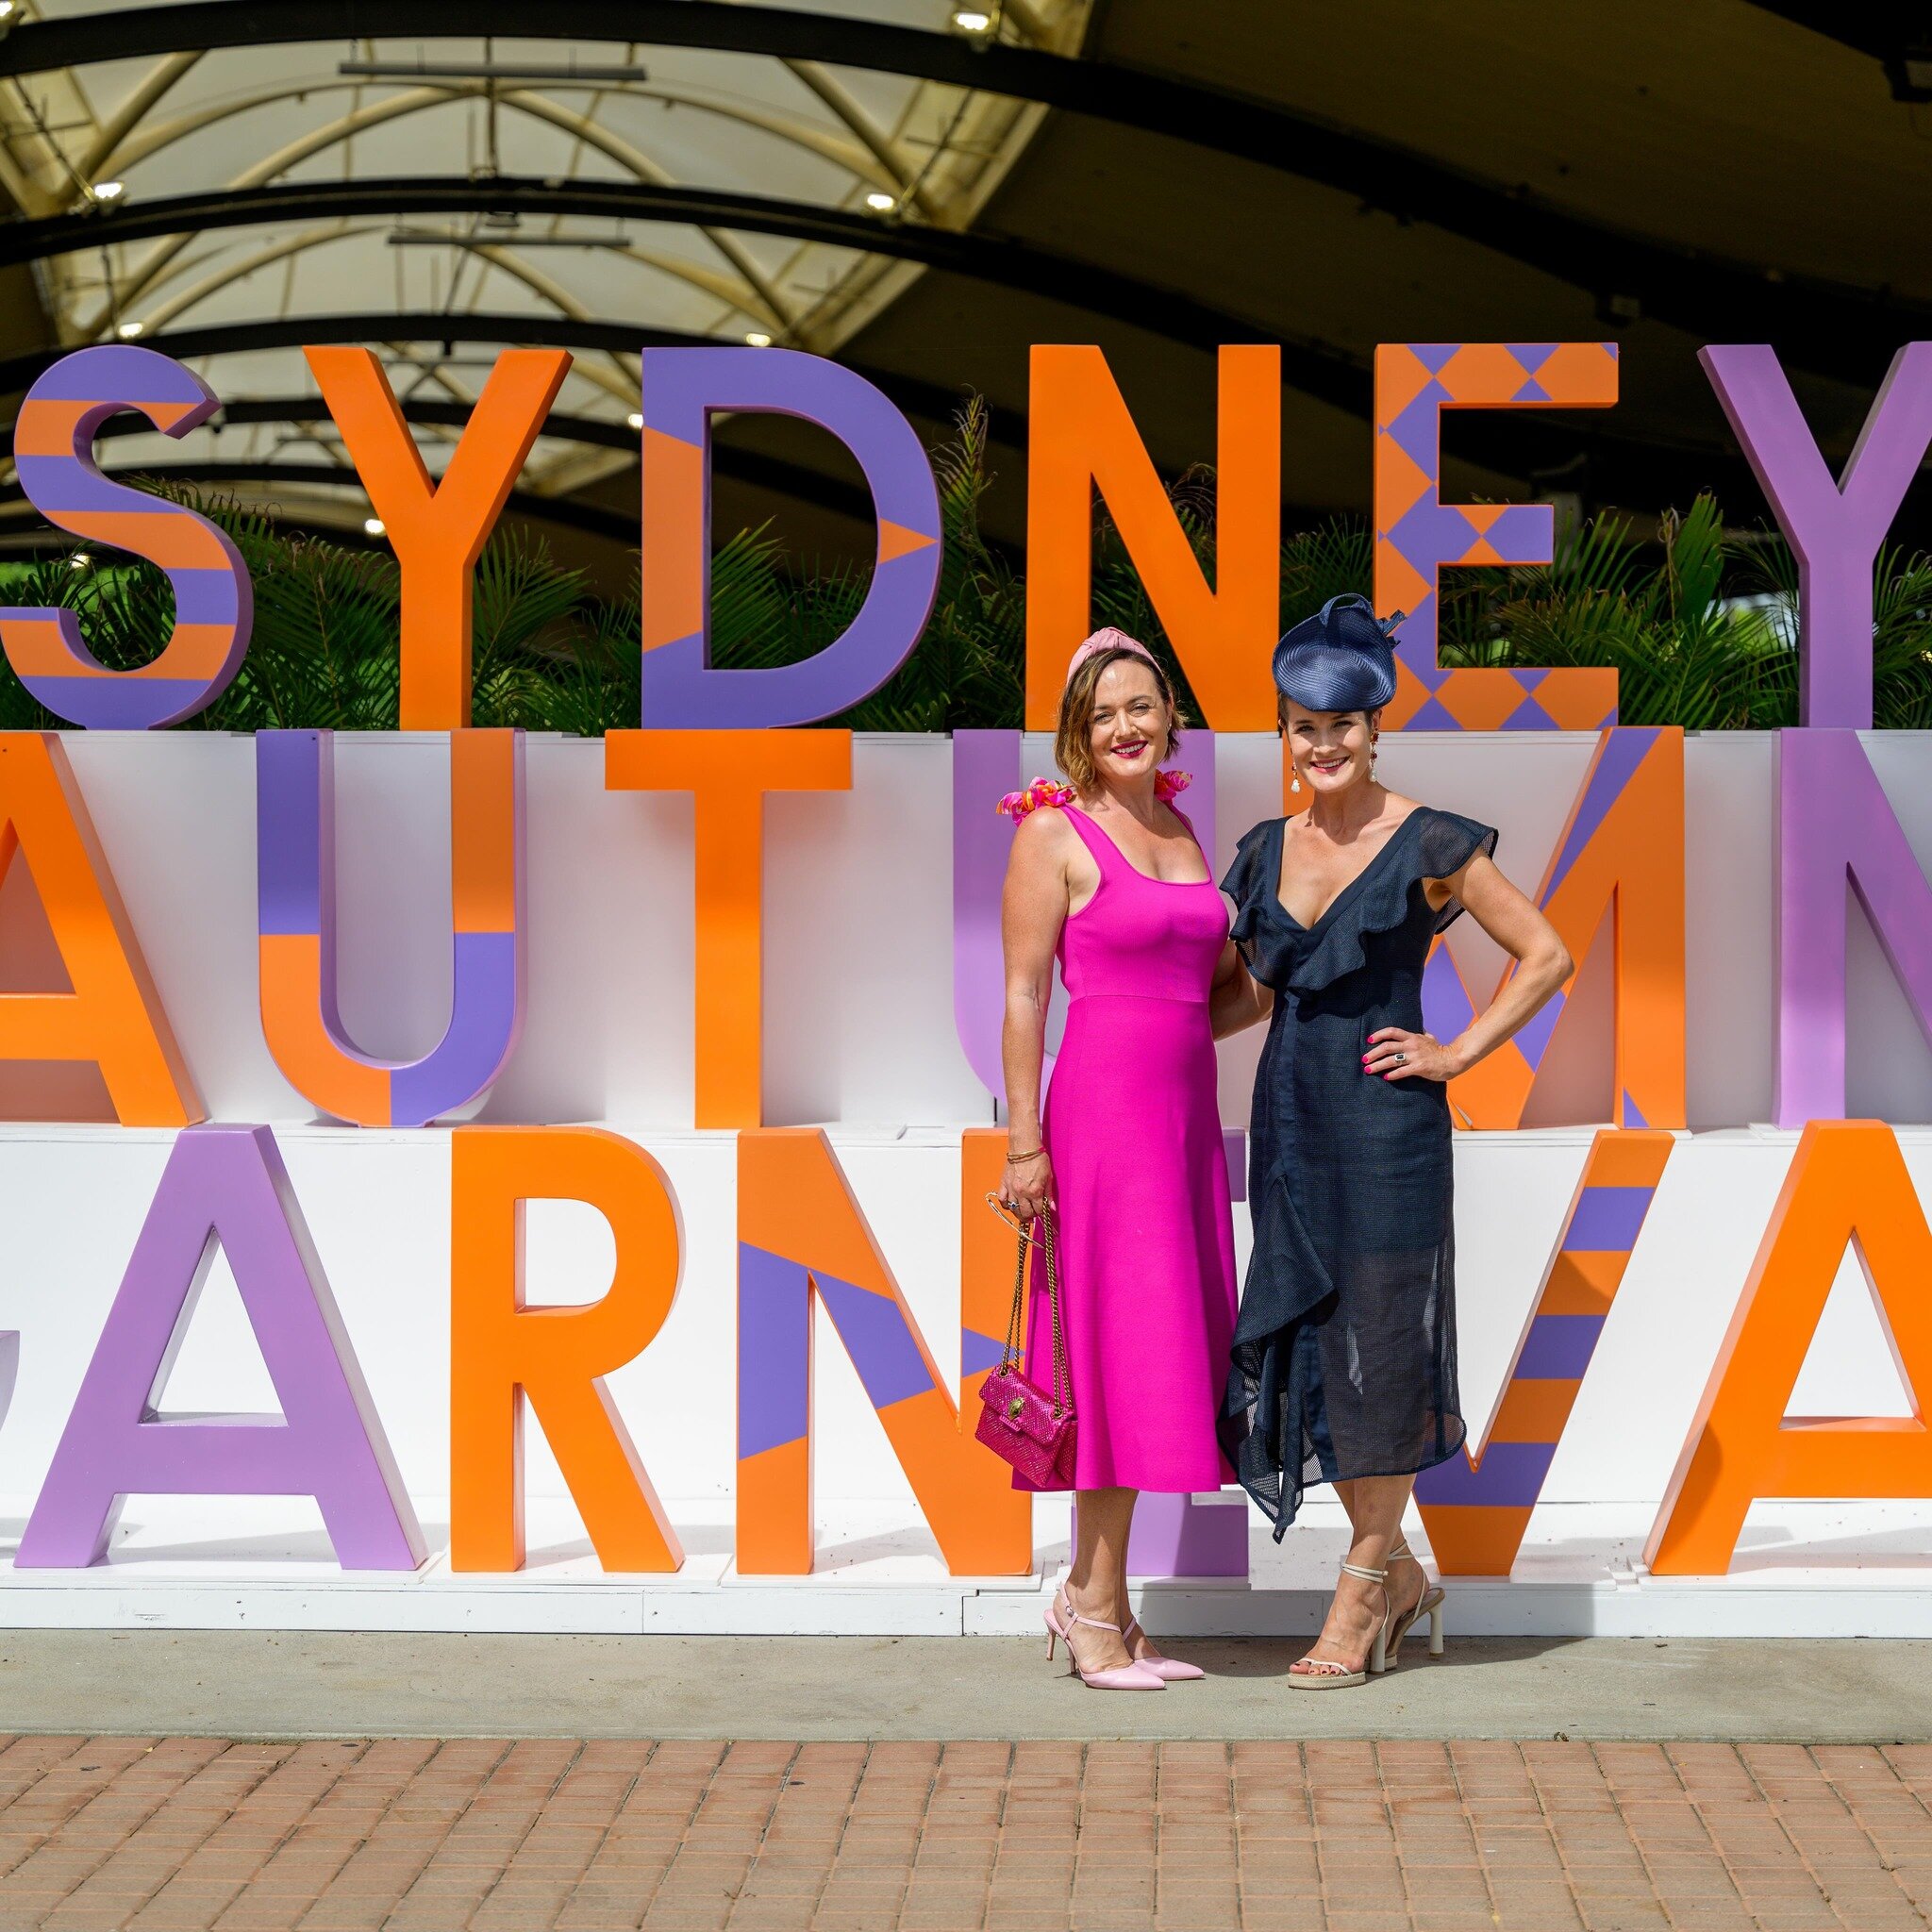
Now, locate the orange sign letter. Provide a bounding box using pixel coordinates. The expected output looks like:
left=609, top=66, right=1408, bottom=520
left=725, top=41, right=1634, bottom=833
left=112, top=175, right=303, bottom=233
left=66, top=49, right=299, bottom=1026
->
left=450, top=1125, right=684, bottom=1573
left=0, top=733, right=200, bottom=1124
left=307, top=347, right=571, bottom=728
left=1646, top=1122, right=1932, bottom=1574
left=606, top=728, right=852, bottom=1128
left=1026, top=344, right=1280, bottom=728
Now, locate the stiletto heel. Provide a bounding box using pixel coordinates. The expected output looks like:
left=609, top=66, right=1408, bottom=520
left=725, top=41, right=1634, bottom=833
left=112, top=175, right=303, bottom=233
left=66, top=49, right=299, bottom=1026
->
left=1289, top=1559, right=1396, bottom=1690
left=1383, top=1541, right=1446, bottom=1668
left=1043, top=1590, right=1165, bottom=1690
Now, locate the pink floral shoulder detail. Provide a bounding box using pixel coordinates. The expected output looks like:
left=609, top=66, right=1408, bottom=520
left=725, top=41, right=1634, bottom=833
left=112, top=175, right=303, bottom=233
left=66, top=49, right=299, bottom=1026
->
left=996, top=771, right=1192, bottom=819
left=997, top=776, right=1075, bottom=820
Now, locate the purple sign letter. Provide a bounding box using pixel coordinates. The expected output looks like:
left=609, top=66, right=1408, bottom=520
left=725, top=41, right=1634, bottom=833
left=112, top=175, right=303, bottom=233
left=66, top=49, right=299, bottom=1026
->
left=16, top=1124, right=424, bottom=1570
left=1702, top=342, right=1932, bottom=729
left=1776, top=729, right=1932, bottom=1125
left=640, top=348, right=941, bottom=725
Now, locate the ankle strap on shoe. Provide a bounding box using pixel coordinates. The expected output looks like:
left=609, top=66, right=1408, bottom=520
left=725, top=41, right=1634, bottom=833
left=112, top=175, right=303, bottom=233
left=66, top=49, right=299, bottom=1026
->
left=1339, top=1560, right=1388, bottom=1583
left=1059, top=1591, right=1124, bottom=1635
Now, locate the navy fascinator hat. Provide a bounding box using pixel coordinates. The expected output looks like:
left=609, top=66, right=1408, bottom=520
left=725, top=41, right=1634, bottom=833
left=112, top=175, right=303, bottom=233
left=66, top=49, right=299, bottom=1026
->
left=1271, top=594, right=1403, bottom=712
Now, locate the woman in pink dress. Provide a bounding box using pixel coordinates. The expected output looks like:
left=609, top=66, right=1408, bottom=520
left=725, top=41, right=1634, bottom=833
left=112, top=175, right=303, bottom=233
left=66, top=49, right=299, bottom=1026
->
left=998, top=628, right=1240, bottom=1690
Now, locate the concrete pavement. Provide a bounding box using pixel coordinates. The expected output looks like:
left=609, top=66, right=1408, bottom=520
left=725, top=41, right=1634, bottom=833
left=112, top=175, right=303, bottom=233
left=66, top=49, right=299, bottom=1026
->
left=1, top=1631, right=1928, bottom=1741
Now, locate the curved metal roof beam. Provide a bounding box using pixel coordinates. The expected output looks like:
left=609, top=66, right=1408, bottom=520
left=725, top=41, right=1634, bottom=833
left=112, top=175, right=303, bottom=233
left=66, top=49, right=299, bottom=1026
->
left=88, top=86, right=793, bottom=338
left=460, top=244, right=641, bottom=404
left=89, top=77, right=876, bottom=332
left=0, top=140, right=52, bottom=219
left=99, top=75, right=888, bottom=192
left=83, top=85, right=467, bottom=335
left=125, top=201, right=777, bottom=346
left=135, top=221, right=366, bottom=334
left=77, top=50, right=203, bottom=180
left=19, top=172, right=1422, bottom=424
left=0, top=1, right=1914, bottom=384
left=475, top=88, right=795, bottom=329
left=36, top=171, right=1920, bottom=465
left=780, top=61, right=939, bottom=222
left=111, top=220, right=676, bottom=412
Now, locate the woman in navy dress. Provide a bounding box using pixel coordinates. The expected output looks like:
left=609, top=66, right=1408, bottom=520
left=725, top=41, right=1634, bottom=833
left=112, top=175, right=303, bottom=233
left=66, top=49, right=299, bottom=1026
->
left=1213, top=596, right=1573, bottom=1690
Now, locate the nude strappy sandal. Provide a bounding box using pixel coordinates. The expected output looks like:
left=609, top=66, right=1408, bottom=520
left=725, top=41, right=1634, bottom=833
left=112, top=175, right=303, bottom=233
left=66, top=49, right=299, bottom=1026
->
left=1288, top=1559, right=1397, bottom=1690
left=1383, top=1541, right=1445, bottom=1665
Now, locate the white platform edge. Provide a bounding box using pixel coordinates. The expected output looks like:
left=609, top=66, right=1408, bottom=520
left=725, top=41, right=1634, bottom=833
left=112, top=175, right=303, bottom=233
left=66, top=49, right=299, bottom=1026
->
left=4, top=1572, right=1931, bottom=1639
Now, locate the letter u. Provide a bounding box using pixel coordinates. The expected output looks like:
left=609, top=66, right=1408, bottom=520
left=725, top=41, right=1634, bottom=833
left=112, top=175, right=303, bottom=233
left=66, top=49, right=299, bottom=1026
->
left=256, top=729, right=525, bottom=1126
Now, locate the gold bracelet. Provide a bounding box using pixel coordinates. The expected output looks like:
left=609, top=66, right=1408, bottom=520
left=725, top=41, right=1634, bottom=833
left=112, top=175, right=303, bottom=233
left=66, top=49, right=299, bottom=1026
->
left=1005, top=1146, right=1044, bottom=1162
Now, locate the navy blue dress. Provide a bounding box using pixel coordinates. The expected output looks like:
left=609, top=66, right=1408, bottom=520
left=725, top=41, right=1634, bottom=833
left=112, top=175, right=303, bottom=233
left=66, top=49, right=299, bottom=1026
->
left=1219, top=808, right=1497, bottom=1537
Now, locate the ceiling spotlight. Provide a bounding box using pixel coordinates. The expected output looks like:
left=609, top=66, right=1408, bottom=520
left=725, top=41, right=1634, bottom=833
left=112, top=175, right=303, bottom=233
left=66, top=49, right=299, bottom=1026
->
left=0, top=4, right=18, bottom=21
left=626, top=410, right=643, bottom=430
left=951, top=8, right=994, bottom=32
left=864, top=191, right=897, bottom=212
left=363, top=517, right=386, bottom=537
left=115, top=320, right=143, bottom=339
left=744, top=331, right=772, bottom=347
left=92, top=179, right=125, bottom=202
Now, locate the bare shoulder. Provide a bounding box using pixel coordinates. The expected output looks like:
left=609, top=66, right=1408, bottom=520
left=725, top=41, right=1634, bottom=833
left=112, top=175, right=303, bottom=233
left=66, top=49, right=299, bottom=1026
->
left=1006, top=804, right=1082, bottom=887
left=1009, top=805, right=1078, bottom=858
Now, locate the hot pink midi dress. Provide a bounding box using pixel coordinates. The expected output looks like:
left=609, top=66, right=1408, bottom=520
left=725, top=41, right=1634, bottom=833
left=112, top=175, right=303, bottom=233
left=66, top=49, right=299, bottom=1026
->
left=1018, top=803, right=1240, bottom=1492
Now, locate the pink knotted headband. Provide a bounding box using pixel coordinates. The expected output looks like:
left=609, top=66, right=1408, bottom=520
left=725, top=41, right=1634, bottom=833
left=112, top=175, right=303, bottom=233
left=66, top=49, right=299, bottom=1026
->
left=1064, top=626, right=1158, bottom=688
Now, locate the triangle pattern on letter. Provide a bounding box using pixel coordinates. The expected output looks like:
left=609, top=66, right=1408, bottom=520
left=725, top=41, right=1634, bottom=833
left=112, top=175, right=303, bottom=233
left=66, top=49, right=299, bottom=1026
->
left=877, top=520, right=938, bottom=564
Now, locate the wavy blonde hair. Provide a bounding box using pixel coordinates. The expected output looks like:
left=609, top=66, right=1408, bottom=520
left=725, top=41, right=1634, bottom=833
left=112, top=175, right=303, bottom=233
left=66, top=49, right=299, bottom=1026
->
left=1054, top=645, right=1186, bottom=792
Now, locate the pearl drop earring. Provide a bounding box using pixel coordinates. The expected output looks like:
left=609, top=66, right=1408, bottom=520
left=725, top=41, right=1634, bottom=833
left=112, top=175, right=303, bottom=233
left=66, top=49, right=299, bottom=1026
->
left=1290, top=767, right=1302, bottom=793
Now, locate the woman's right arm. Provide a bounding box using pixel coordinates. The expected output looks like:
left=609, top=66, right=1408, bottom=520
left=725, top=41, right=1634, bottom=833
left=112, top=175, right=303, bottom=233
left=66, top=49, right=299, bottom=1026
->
left=999, top=812, right=1070, bottom=1222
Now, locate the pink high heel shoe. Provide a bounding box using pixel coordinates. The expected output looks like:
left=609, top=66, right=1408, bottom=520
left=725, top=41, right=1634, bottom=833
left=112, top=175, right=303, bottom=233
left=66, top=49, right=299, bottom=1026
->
left=1044, top=1591, right=1165, bottom=1690
left=1124, top=1615, right=1205, bottom=1681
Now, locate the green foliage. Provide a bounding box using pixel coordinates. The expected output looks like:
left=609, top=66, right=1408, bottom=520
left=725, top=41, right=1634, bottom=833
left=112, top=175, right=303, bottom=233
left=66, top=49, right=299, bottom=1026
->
left=5, top=431, right=1930, bottom=734
left=1435, top=495, right=1803, bottom=730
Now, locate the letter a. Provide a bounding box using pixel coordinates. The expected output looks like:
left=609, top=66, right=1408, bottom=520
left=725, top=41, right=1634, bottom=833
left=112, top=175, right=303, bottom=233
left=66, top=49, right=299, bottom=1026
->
left=1647, top=1121, right=1932, bottom=1574
left=17, top=1125, right=423, bottom=1569
left=0, top=733, right=200, bottom=1124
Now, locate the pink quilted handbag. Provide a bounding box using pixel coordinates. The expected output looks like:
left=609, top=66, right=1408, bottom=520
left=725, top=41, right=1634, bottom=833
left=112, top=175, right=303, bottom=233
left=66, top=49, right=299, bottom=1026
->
left=974, top=1195, right=1076, bottom=1489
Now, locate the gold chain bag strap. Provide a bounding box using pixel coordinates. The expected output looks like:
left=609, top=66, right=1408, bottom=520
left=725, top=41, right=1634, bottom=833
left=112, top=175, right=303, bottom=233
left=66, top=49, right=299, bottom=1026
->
left=973, top=1194, right=1077, bottom=1488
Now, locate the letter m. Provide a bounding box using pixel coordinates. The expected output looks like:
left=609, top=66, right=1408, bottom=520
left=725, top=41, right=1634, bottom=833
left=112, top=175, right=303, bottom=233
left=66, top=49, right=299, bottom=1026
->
left=1423, top=726, right=1685, bottom=1129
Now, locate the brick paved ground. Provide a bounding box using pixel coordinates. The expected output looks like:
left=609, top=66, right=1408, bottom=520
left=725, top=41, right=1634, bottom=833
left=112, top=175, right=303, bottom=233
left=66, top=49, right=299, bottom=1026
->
left=0, top=1736, right=1927, bottom=1931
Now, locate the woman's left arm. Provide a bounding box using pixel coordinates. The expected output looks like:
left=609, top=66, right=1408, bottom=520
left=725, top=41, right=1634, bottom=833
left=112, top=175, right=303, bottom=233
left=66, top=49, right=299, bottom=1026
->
left=1364, top=852, right=1574, bottom=1083
left=1210, top=939, right=1273, bottom=1040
